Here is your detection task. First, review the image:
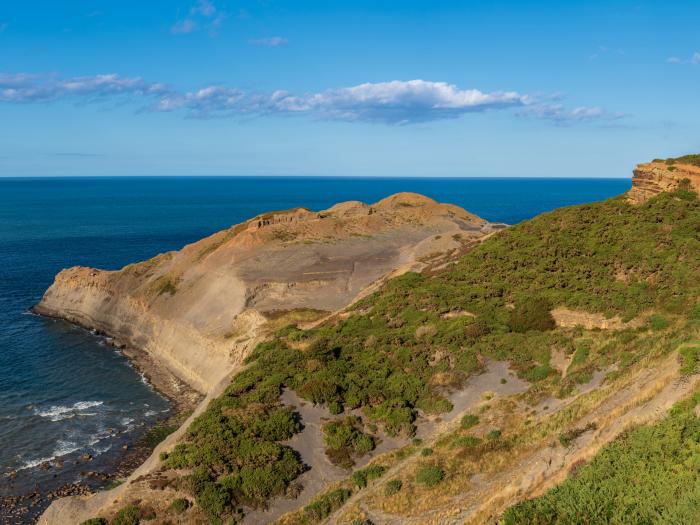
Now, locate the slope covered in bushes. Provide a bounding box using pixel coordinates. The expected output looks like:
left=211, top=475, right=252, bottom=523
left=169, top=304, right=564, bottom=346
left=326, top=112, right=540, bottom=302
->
left=163, top=188, right=700, bottom=522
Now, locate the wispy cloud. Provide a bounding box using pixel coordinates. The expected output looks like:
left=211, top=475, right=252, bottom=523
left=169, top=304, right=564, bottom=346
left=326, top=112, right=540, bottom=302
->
left=667, top=52, right=700, bottom=65
left=0, top=73, right=620, bottom=126
left=250, top=36, right=289, bottom=47
left=0, top=73, right=166, bottom=103
left=518, top=104, right=626, bottom=125
left=171, top=0, right=225, bottom=36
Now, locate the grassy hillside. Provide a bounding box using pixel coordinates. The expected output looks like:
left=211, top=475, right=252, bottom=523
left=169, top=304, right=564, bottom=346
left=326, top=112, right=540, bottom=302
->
left=149, top=188, right=700, bottom=523
left=503, top=388, right=700, bottom=524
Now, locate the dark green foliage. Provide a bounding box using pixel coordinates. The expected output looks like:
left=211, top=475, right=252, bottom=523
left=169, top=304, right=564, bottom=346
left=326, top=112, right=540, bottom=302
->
left=323, top=416, right=376, bottom=468
left=168, top=498, right=190, bottom=514
left=384, top=479, right=403, bottom=496
left=503, top=395, right=700, bottom=524
left=415, top=465, right=445, bottom=487
left=420, top=447, right=433, bottom=456
left=352, top=465, right=386, bottom=489
left=111, top=505, right=140, bottom=525
left=460, top=413, right=479, bottom=429
left=649, top=314, right=670, bottom=331
left=486, top=429, right=502, bottom=440
left=509, top=298, right=556, bottom=333
left=80, top=519, right=107, bottom=525
left=303, top=488, right=352, bottom=521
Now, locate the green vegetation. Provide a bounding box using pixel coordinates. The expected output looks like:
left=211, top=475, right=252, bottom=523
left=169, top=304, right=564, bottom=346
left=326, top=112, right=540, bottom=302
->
left=303, top=488, right=352, bottom=521
left=503, top=393, right=700, bottom=524
left=168, top=498, right=190, bottom=514
left=79, top=519, right=106, bottom=525
left=679, top=343, right=700, bottom=375
left=384, top=479, right=403, bottom=496
left=661, top=154, right=700, bottom=167
left=460, top=413, right=479, bottom=429
left=111, top=505, right=140, bottom=525
left=352, top=465, right=386, bottom=489
left=415, top=465, right=445, bottom=487
left=166, top=188, right=700, bottom=519
left=322, top=416, right=376, bottom=468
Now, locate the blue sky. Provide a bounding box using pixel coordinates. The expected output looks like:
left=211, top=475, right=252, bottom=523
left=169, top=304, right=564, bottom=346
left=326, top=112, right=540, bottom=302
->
left=1, top=0, right=698, bottom=177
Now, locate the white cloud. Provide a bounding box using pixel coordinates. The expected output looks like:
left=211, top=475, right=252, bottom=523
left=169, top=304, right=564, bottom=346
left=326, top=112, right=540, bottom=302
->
left=0, top=73, right=166, bottom=103
left=0, top=73, right=620, bottom=126
left=250, top=36, right=289, bottom=47
left=667, top=52, right=700, bottom=65
left=171, top=0, right=225, bottom=36
left=519, top=103, right=625, bottom=124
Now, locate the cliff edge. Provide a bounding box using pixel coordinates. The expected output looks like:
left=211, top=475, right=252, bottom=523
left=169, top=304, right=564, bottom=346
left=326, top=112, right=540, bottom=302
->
left=35, top=193, right=493, bottom=395
left=628, top=155, right=700, bottom=204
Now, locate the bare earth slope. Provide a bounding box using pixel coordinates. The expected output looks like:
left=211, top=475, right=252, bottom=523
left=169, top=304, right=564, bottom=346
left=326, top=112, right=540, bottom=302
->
left=35, top=192, right=492, bottom=396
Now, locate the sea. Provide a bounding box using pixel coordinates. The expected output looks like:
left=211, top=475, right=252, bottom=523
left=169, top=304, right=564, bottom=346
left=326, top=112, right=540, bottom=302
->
left=0, top=176, right=630, bottom=519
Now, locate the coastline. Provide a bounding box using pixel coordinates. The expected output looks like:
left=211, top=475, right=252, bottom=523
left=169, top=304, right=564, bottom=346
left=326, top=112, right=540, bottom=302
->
left=1, top=309, right=203, bottom=525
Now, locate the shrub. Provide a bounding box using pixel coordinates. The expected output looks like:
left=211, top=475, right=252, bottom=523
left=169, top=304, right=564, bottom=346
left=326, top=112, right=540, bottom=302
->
left=508, top=298, right=556, bottom=333
left=416, top=466, right=445, bottom=487
left=196, top=481, right=230, bottom=519
left=304, top=488, right=352, bottom=521
left=322, top=416, right=375, bottom=468
left=454, top=435, right=481, bottom=448
left=168, top=498, right=190, bottom=514
left=353, top=465, right=386, bottom=488
left=649, top=314, right=669, bottom=331
left=111, top=505, right=141, bottom=525
left=420, top=447, right=433, bottom=456
left=460, top=414, right=479, bottom=429
left=487, top=429, right=502, bottom=440
left=80, top=519, right=107, bottom=525
left=384, top=479, right=403, bottom=496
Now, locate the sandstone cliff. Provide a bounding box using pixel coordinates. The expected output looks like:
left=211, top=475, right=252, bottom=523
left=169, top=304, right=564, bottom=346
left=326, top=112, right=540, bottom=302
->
left=628, top=158, right=700, bottom=204
left=35, top=193, right=493, bottom=395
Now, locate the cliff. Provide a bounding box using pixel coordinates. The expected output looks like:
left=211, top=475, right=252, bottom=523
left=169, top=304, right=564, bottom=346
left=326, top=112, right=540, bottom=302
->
left=628, top=157, right=700, bottom=204
left=35, top=192, right=493, bottom=395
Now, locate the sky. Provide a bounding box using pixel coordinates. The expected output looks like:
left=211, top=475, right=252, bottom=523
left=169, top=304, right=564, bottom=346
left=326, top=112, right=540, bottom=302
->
left=0, top=0, right=699, bottom=177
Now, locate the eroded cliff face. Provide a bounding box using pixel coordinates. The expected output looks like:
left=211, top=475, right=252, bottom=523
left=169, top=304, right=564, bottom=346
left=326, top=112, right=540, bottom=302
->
left=36, top=192, right=493, bottom=394
left=628, top=160, right=700, bottom=204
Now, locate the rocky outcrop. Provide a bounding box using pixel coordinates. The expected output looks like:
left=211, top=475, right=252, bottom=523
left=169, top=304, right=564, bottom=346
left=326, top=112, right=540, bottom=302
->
left=35, top=193, right=491, bottom=395
left=628, top=160, right=700, bottom=204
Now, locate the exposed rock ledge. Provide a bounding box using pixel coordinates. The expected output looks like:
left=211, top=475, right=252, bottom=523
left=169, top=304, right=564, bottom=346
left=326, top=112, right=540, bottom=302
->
left=628, top=160, right=700, bottom=204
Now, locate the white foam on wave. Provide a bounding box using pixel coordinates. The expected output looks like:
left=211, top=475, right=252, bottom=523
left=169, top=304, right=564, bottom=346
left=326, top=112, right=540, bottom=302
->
left=34, top=400, right=104, bottom=421
left=16, top=440, right=81, bottom=471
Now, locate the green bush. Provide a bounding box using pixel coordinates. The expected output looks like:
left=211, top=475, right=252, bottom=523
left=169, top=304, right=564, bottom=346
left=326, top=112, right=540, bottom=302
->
left=460, top=414, right=479, bottom=429
left=80, top=519, right=106, bottom=525
left=453, top=435, right=481, bottom=448
left=168, top=498, right=190, bottom=514
left=649, top=314, right=670, bottom=331
left=420, top=447, right=433, bottom=456
left=304, top=488, right=352, bottom=521
left=415, top=466, right=445, bottom=487
left=509, top=298, right=556, bottom=333
left=487, top=429, right=502, bottom=440
left=384, top=479, right=403, bottom=496
left=111, top=505, right=140, bottom=525
left=323, top=416, right=375, bottom=468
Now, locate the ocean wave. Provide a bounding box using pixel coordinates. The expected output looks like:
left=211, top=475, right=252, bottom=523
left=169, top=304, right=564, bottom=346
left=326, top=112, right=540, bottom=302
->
left=16, top=441, right=81, bottom=471
left=34, top=400, right=104, bottom=421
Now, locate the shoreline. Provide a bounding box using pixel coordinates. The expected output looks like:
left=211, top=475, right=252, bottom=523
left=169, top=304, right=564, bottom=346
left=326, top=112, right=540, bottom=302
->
left=1, top=309, right=203, bottom=525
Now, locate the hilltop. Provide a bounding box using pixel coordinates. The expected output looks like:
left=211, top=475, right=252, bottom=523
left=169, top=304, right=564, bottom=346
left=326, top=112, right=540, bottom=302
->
left=38, top=158, right=700, bottom=525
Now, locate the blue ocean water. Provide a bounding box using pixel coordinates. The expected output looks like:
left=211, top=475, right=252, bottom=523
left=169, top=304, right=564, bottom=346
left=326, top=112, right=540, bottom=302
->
left=0, top=176, right=630, bottom=503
